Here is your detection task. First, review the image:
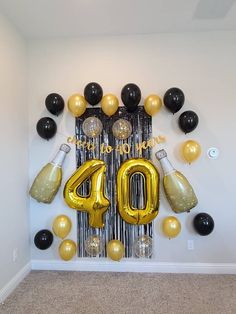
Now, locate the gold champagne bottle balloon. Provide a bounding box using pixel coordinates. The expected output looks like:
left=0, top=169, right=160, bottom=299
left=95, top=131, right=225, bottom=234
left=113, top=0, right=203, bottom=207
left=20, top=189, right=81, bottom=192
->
left=29, top=144, right=71, bottom=203
left=155, top=149, right=198, bottom=213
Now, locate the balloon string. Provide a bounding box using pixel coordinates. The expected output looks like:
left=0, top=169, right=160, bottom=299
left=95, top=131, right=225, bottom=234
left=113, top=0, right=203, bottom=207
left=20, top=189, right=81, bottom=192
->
left=57, top=131, right=70, bottom=139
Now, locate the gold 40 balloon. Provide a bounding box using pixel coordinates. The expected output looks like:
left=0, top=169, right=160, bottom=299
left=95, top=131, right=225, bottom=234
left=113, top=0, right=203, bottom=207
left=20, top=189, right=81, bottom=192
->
left=117, top=159, right=159, bottom=225
left=64, top=160, right=110, bottom=228
left=64, top=158, right=160, bottom=228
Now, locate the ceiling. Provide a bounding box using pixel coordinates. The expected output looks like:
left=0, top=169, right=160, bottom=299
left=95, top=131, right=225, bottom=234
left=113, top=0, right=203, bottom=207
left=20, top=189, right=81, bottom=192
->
left=0, top=0, right=236, bottom=39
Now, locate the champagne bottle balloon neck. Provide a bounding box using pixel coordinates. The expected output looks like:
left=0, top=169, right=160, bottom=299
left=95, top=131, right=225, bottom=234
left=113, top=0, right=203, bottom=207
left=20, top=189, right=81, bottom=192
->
left=51, top=144, right=71, bottom=167
left=159, top=157, right=175, bottom=175
left=155, top=149, right=175, bottom=175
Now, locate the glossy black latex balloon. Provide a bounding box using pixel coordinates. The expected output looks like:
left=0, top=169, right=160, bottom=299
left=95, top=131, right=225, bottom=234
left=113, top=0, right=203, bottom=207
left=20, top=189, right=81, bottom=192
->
left=121, top=83, right=141, bottom=113
left=164, top=87, right=185, bottom=114
left=84, top=82, right=103, bottom=106
left=45, top=93, right=64, bottom=116
left=193, top=213, right=214, bottom=236
left=34, top=229, right=53, bottom=250
left=36, top=117, right=57, bottom=140
left=179, top=110, right=199, bottom=134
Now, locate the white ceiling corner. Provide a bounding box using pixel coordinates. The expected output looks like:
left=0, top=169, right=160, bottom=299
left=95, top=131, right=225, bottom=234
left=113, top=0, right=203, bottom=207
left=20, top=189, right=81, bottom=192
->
left=0, top=0, right=236, bottom=39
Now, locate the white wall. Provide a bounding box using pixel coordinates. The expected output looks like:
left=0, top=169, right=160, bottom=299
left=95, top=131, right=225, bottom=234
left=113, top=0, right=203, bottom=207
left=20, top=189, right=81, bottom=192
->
left=29, top=31, right=236, bottom=267
left=0, top=13, right=30, bottom=292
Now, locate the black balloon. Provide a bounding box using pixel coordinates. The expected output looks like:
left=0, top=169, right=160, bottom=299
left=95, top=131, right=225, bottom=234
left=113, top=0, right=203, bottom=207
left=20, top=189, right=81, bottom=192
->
left=193, top=213, right=214, bottom=236
left=34, top=229, right=53, bottom=250
left=164, top=87, right=185, bottom=114
left=179, top=110, right=199, bottom=134
left=36, top=117, right=57, bottom=140
left=45, top=93, right=64, bottom=116
left=121, top=83, right=141, bottom=113
left=84, top=82, right=103, bottom=106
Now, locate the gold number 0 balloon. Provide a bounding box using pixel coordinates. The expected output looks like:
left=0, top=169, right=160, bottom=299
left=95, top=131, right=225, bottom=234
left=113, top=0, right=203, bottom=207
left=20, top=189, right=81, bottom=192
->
left=117, top=158, right=160, bottom=225
left=64, top=160, right=110, bottom=228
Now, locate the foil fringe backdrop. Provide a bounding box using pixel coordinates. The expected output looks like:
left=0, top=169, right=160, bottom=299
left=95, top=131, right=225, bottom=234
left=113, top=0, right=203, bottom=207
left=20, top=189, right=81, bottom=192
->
left=75, top=106, right=152, bottom=258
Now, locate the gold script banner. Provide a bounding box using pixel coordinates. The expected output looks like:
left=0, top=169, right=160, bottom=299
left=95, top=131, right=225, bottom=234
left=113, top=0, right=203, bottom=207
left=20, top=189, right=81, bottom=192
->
left=67, top=135, right=166, bottom=155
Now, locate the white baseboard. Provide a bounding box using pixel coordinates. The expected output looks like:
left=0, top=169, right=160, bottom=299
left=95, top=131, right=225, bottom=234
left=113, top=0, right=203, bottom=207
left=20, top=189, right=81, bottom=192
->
left=31, top=259, right=236, bottom=274
left=0, top=262, right=31, bottom=303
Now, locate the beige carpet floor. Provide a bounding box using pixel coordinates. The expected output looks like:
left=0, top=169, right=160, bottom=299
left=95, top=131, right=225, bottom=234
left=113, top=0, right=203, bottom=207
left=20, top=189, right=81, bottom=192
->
left=1, top=271, right=236, bottom=314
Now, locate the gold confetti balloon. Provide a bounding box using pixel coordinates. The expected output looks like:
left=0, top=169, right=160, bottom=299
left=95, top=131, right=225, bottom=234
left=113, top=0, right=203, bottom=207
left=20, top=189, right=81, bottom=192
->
left=85, top=235, right=104, bottom=256
left=82, top=116, right=103, bottom=138
left=112, top=119, right=132, bottom=140
left=133, top=235, right=153, bottom=258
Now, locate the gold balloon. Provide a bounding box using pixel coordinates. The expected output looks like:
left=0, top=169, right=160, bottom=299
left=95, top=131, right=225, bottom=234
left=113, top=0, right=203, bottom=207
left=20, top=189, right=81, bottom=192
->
left=144, top=94, right=162, bottom=116
left=117, top=158, right=159, bottom=225
left=107, top=240, right=124, bottom=261
left=64, top=159, right=110, bottom=228
left=101, top=94, right=119, bottom=116
left=162, top=216, right=181, bottom=239
left=182, top=140, right=201, bottom=164
left=68, top=94, right=87, bottom=117
left=52, top=215, right=72, bottom=239
left=59, top=239, right=77, bottom=261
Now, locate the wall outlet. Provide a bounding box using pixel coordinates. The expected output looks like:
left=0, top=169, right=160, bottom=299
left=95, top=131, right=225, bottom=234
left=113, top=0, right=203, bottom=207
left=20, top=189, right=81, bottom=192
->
left=12, top=248, right=18, bottom=262
left=187, top=240, right=194, bottom=250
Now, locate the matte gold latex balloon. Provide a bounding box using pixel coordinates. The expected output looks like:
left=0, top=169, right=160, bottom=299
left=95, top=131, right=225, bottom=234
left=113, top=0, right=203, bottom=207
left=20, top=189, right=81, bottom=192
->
left=117, top=158, right=159, bottom=225
left=182, top=140, right=201, bottom=164
left=52, top=215, right=72, bottom=239
left=162, top=216, right=181, bottom=239
left=144, top=94, right=162, bottom=116
left=67, top=94, right=87, bottom=117
left=59, top=239, right=77, bottom=261
left=101, top=94, right=119, bottom=116
left=107, top=240, right=124, bottom=261
left=64, top=159, right=110, bottom=228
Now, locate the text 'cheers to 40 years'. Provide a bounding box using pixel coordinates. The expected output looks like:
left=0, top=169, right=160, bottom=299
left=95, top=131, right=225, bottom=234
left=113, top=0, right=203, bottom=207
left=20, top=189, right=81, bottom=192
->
left=67, top=135, right=166, bottom=155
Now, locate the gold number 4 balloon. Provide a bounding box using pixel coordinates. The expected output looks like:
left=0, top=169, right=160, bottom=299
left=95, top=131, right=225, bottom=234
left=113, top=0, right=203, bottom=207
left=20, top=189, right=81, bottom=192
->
left=117, top=158, right=160, bottom=225
left=64, top=159, right=110, bottom=228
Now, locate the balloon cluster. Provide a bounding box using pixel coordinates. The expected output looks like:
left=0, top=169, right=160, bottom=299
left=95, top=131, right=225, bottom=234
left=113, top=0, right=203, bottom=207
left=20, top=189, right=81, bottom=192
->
left=67, top=82, right=163, bottom=118
left=162, top=87, right=202, bottom=164
left=36, top=93, right=65, bottom=140
left=85, top=234, right=153, bottom=260
left=67, top=85, right=201, bottom=164
left=85, top=235, right=154, bottom=260
left=34, top=215, right=77, bottom=261
left=36, top=85, right=201, bottom=148
left=161, top=213, right=214, bottom=239
left=32, top=83, right=211, bottom=261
